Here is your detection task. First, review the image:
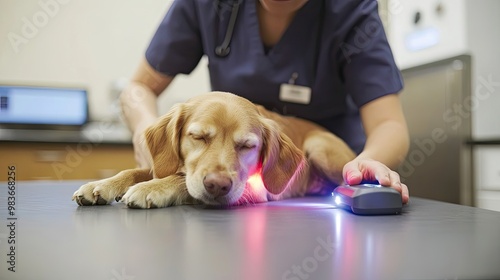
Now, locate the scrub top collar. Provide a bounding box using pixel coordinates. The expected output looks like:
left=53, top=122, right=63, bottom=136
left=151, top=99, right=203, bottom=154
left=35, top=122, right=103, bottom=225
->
left=245, top=0, right=324, bottom=69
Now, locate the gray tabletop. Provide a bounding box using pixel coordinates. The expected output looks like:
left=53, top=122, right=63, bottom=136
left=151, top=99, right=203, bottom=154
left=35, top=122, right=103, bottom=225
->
left=1, top=181, right=500, bottom=280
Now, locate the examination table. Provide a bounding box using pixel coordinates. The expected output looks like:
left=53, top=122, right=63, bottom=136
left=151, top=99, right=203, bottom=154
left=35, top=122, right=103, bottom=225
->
left=1, top=181, right=500, bottom=280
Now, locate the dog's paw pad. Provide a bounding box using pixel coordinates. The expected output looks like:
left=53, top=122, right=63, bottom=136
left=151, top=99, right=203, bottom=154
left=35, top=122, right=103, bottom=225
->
left=125, top=199, right=158, bottom=209
left=74, top=195, right=93, bottom=206
left=120, top=180, right=184, bottom=209
left=91, top=191, right=110, bottom=205
left=72, top=183, right=115, bottom=206
left=115, top=193, right=125, bottom=202
left=126, top=201, right=143, bottom=209
left=147, top=200, right=158, bottom=209
left=94, top=195, right=108, bottom=205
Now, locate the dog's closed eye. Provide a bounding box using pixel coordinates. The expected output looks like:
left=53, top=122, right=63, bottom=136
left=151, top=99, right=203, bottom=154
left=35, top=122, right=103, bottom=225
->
left=186, top=123, right=216, bottom=143
left=236, top=142, right=256, bottom=151
left=235, top=137, right=258, bottom=151
left=189, top=132, right=209, bottom=143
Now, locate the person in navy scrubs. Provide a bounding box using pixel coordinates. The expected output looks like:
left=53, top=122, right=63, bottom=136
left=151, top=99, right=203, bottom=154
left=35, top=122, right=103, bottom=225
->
left=120, top=0, right=410, bottom=203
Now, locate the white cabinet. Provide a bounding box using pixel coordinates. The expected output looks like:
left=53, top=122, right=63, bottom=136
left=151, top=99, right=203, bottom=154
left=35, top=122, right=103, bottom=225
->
left=476, top=191, right=500, bottom=212
left=383, top=0, right=467, bottom=70
left=474, top=147, right=500, bottom=211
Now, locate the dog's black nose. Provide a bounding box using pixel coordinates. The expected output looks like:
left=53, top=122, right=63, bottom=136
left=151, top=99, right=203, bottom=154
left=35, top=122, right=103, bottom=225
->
left=203, top=173, right=232, bottom=197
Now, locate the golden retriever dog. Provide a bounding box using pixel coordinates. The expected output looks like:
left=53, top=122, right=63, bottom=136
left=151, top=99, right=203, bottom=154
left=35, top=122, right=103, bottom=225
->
left=72, top=92, right=356, bottom=208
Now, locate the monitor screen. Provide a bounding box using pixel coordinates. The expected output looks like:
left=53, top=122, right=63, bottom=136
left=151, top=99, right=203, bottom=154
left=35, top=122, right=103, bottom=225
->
left=0, top=85, right=88, bottom=127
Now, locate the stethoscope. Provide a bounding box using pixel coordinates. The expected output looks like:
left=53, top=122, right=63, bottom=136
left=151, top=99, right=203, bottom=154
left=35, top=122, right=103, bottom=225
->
left=215, top=0, right=242, bottom=57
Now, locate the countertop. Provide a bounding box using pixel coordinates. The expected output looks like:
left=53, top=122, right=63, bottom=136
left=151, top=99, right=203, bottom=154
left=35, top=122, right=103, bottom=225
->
left=0, top=122, right=132, bottom=145
left=1, top=181, right=500, bottom=280
left=467, top=139, right=500, bottom=145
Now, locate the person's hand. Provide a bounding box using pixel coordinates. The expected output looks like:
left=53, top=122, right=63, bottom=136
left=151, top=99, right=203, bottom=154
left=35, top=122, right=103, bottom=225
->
left=342, top=158, right=410, bottom=204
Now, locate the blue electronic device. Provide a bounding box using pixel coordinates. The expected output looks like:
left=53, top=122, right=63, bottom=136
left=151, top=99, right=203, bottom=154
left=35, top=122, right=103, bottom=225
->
left=0, top=84, right=88, bottom=127
left=332, top=184, right=403, bottom=215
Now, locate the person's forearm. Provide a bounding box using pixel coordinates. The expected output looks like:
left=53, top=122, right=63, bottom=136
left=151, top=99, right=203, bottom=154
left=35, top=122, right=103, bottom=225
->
left=120, top=58, right=174, bottom=134
left=120, top=82, right=159, bottom=134
left=357, top=120, right=410, bottom=170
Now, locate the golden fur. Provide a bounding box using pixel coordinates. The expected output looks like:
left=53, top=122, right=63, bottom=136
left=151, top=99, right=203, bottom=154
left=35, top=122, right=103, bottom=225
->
left=72, top=92, right=355, bottom=208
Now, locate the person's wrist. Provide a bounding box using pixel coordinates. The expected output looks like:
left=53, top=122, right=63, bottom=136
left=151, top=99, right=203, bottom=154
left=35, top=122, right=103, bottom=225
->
left=352, top=152, right=374, bottom=162
left=133, top=118, right=156, bottom=136
left=131, top=121, right=153, bottom=168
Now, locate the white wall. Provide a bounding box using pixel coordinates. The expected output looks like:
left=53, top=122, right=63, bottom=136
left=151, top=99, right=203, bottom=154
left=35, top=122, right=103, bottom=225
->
left=0, top=0, right=210, bottom=121
left=466, top=0, right=500, bottom=140
left=384, top=0, right=500, bottom=139
left=385, top=0, right=467, bottom=70
left=2, top=0, right=498, bottom=135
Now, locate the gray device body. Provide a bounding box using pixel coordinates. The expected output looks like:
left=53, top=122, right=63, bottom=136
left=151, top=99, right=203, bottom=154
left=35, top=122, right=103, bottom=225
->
left=333, top=184, right=403, bottom=215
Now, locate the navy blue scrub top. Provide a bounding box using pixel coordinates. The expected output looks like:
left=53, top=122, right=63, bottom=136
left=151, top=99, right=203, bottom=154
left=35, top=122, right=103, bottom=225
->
left=145, top=0, right=403, bottom=154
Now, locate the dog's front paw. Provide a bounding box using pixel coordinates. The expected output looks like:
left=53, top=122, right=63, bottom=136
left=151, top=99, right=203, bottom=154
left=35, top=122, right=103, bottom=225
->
left=121, top=179, right=186, bottom=209
left=72, top=179, right=125, bottom=206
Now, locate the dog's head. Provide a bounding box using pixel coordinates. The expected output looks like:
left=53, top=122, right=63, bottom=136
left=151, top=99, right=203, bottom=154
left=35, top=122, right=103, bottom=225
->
left=144, top=92, right=305, bottom=206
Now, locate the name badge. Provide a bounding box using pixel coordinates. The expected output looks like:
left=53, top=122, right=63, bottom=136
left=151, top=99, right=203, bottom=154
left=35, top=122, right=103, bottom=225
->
left=279, top=83, right=311, bottom=105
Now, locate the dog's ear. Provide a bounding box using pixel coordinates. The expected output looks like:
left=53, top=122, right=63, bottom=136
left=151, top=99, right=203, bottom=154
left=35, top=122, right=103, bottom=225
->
left=260, top=119, right=305, bottom=195
left=144, top=103, right=187, bottom=178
